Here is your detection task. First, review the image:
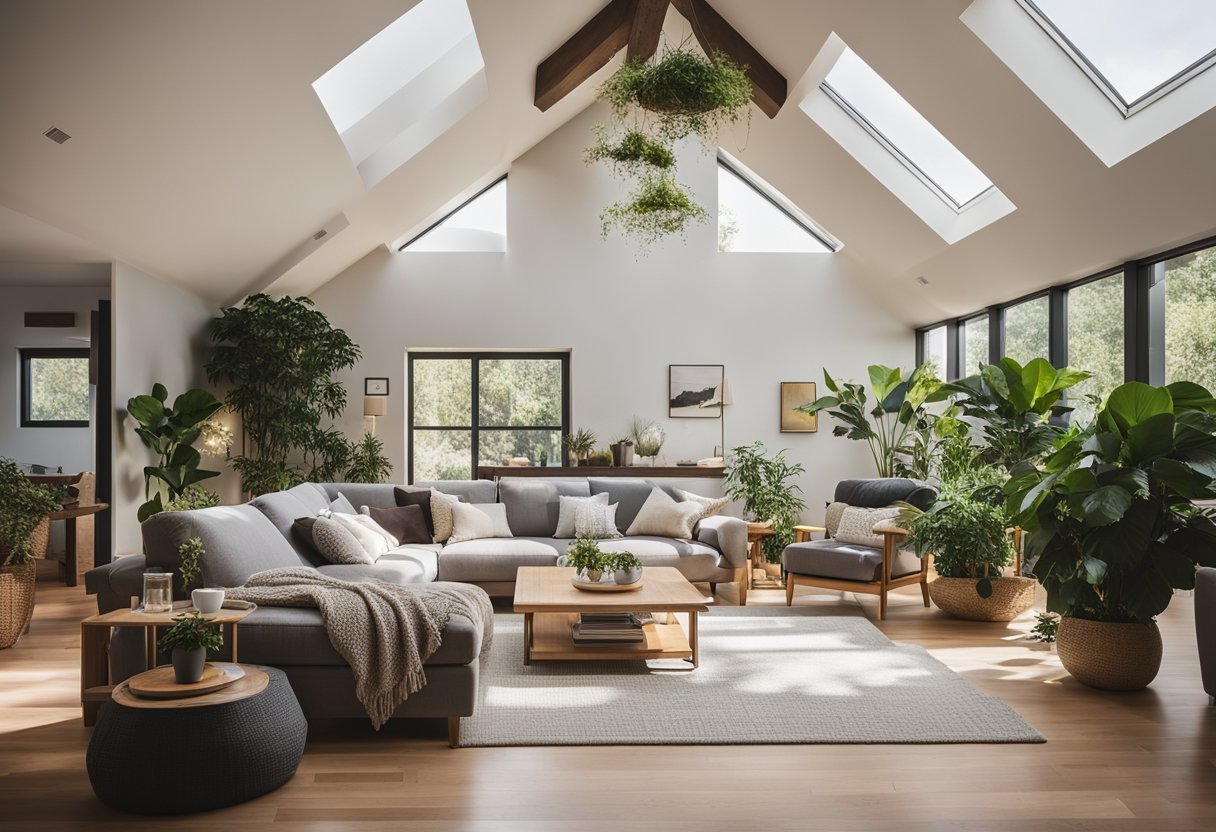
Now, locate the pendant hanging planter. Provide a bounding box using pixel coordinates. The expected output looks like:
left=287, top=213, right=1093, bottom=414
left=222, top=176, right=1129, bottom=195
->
left=600, top=173, right=709, bottom=249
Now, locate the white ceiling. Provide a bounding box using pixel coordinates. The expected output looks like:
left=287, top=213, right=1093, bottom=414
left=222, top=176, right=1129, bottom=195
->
left=1, top=0, right=1213, bottom=324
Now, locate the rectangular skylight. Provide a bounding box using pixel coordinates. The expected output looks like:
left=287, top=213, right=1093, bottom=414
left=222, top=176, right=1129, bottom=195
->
left=821, top=47, right=994, bottom=210
left=1018, top=0, right=1216, bottom=114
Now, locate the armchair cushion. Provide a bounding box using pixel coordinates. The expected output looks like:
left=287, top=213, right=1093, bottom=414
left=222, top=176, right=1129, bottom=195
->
left=834, top=478, right=936, bottom=510
left=782, top=539, right=921, bottom=583
left=833, top=506, right=903, bottom=548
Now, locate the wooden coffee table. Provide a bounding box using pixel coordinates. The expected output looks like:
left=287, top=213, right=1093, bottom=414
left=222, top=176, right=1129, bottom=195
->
left=513, top=566, right=712, bottom=669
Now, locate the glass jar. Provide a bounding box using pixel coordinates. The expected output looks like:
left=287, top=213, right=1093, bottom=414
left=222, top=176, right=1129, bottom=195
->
left=142, top=571, right=173, bottom=613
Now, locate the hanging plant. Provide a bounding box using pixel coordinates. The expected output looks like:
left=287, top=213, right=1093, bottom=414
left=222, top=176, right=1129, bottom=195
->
left=584, top=127, right=675, bottom=176
left=600, top=173, right=709, bottom=249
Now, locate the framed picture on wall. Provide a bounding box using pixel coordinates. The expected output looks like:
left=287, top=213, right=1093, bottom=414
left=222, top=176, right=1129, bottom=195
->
left=669, top=364, right=724, bottom=418
left=365, top=377, right=389, bottom=396
left=780, top=382, right=818, bottom=433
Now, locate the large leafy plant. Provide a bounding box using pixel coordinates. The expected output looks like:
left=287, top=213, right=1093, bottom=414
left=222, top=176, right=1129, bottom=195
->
left=1007, top=381, right=1216, bottom=624
left=345, top=433, right=393, bottom=484
left=724, top=441, right=806, bottom=563
left=127, top=384, right=223, bottom=521
left=799, top=363, right=945, bottom=478
left=206, top=294, right=361, bottom=495
left=0, top=458, right=60, bottom=566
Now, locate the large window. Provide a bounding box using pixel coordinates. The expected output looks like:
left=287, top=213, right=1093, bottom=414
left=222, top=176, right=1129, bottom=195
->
left=1003, top=296, right=1049, bottom=365
left=20, top=348, right=90, bottom=427
left=920, top=325, right=948, bottom=378
left=408, top=352, right=569, bottom=481
left=400, top=177, right=506, bottom=252
left=1067, top=273, right=1124, bottom=424
left=716, top=152, right=838, bottom=253
left=961, top=316, right=989, bottom=378
left=1164, top=244, right=1216, bottom=392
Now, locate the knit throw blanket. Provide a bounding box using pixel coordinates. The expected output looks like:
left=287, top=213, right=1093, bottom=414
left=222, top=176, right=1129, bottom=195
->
left=227, top=568, right=493, bottom=729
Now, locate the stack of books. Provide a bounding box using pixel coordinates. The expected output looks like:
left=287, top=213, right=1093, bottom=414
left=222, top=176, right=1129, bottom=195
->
left=572, top=612, right=650, bottom=645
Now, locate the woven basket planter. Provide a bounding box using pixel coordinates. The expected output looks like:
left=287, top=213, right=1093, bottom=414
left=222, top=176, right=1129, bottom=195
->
left=928, top=576, right=1036, bottom=622
left=0, top=561, right=37, bottom=649
left=28, top=515, right=51, bottom=560
left=1057, top=616, right=1162, bottom=691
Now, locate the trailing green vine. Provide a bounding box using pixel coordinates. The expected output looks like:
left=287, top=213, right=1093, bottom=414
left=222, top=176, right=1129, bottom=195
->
left=600, top=173, right=709, bottom=249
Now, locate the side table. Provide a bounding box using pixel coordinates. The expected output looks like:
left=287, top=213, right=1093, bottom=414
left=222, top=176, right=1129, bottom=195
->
left=745, top=521, right=778, bottom=594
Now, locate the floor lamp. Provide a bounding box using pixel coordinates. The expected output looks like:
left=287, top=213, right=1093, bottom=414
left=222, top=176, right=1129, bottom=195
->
left=717, top=378, right=733, bottom=459
left=363, top=395, right=387, bottom=437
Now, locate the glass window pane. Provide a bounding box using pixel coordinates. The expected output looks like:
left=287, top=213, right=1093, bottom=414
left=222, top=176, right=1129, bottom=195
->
left=478, top=359, right=562, bottom=426
left=28, top=355, right=90, bottom=422
left=1067, top=274, right=1124, bottom=425
left=921, top=326, right=947, bottom=378
left=717, top=158, right=833, bottom=253
left=963, top=316, right=989, bottom=377
left=1165, top=245, right=1216, bottom=391
left=403, top=179, right=506, bottom=252
left=1003, top=296, right=1049, bottom=365
left=413, top=429, right=472, bottom=480
left=412, top=358, right=472, bottom=426
left=479, top=429, right=561, bottom=468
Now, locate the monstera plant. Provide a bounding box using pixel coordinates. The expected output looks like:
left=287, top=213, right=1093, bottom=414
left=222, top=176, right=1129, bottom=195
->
left=1007, top=380, right=1216, bottom=689
left=127, top=384, right=223, bottom=522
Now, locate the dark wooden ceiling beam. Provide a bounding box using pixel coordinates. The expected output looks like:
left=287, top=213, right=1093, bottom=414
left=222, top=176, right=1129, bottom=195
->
left=626, top=0, right=670, bottom=61
left=535, top=0, right=638, bottom=112
left=670, top=0, right=787, bottom=118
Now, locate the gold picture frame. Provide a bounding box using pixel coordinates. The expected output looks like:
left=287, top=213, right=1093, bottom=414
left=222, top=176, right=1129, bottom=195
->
left=780, top=382, right=818, bottom=433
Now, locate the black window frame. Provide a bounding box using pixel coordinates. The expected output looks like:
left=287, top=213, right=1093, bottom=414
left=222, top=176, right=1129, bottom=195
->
left=19, top=347, right=91, bottom=428
left=398, top=175, right=507, bottom=252
left=407, top=351, right=571, bottom=483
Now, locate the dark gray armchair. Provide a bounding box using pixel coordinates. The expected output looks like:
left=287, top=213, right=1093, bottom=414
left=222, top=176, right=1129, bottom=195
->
left=782, top=479, right=937, bottom=620
left=1198, top=567, right=1216, bottom=704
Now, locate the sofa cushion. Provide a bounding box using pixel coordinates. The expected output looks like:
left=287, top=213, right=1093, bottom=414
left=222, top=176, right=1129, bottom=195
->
left=142, top=504, right=306, bottom=589
left=251, top=489, right=327, bottom=566
left=437, top=537, right=562, bottom=582
left=365, top=504, right=431, bottom=545
left=378, top=545, right=440, bottom=583
left=311, top=516, right=375, bottom=564
left=288, top=482, right=332, bottom=514
left=573, top=500, right=622, bottom=539
left=415, top=479, right=498, bottom=504
left=626, top=488, right=701, bottom=539
left=430, top=491, right=464, bottom=543
left=449, top=503, right=514, bottom=544
left=498, top=478, right=591, bottom=537
left=235, top=605, right=481, bottom=667
left=321, top=483, right=399, bottom=511
left=588, top=478, right=667, bottom=532
left=315, top=560, right=431, bottom=584
left=782, top=539, right=921, bottom=583
left=394, top=487, right=436, bottom=539
left=328, top=492, right=357, bottom=514
left=674, top=487, right=728, bottom=521
left=555, top=492, right=610, bottom=538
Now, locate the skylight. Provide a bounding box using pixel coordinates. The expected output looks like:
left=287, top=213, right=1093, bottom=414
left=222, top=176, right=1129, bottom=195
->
left=717, top=152, right=838, bottom=253
left=821, top=47, right=994, bottom=210
left=400, top=177, right=506, bottom=252
left=312, top=0, right=487, bottom=189
left=1018, top=0, right=1216, bottom=114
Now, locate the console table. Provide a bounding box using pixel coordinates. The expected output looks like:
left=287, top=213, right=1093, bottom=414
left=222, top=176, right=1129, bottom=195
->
left=477, top=465, right=724, bottom=480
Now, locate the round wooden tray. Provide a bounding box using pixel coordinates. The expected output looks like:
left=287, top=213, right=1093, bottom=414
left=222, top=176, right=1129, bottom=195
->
left=113, top=666, right=269, bottom=710
left=127, top=662, right=246, bottom=700
left=571, top=578, right=644, bottom=592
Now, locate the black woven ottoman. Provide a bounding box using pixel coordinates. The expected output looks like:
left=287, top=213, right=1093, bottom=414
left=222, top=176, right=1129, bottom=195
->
left=87, top=664, right=307, bottom=815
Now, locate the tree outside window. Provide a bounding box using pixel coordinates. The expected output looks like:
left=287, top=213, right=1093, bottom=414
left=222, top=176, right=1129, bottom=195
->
left=20, top=348, right=90, bottom=427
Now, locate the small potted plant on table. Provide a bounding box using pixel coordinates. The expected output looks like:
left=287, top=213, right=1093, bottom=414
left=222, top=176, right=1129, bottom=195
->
left=564, top=429, right=597, bottom=467
left=159, top=611, right=224, bottom=683
left=565, top=537, right=610, bottom=582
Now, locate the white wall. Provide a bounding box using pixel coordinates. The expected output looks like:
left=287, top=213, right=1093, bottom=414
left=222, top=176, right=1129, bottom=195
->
left=311, top=106, right=915, bottom=523
left=0, top=283, right=107, bottom=471
left=111, top=263, right=240, bottom=554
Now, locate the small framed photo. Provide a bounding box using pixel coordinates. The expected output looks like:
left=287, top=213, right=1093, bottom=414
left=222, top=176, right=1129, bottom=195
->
left=780, top=382, right=818, bottom=433
left=364, top=377, right=389, bottom=396
left=669, top=364, right=724, bottom=418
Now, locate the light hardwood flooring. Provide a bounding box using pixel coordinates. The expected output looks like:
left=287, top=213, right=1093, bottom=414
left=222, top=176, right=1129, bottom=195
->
left=2, top=560, right=1214, bottom=830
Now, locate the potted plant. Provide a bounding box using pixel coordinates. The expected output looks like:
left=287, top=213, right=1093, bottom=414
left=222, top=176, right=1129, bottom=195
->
left=724, top=441, right=806, bottom=566
left=600, top=172, right=709, bottom=249
left=609, top=437, right=635, bottom=467
left=585, top=127, right=675, bottom=177
left=1007, top=380, right=1216, bottom=690
left=564, top=428, right=597, bottom=467
left=0, top=459, right=60, bottom=649
left=565, top=536, right=611, bottom=582
left=585, top=449, right=614, bottom=467
left=607, top=551, right=643, bottom=585
left=127, top=384, right=223, bottom=521
left=344, top=432, right=393, bottom=483
left=629, top=416, right=665, bottom=465
left=158, top=611, right=224, bottom=684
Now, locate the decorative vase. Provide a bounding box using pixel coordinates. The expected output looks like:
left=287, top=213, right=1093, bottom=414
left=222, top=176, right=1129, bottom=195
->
left=614, top=566, right=643, bottom=585
left=171, top=647, right=207, bottom=684
left=583, top=568, right=603, bottom=583
left=610, top=442, right=635, bottom=467
left=1056, top=616, right=1162, bottom=691
left=927, top=576, right=1036, bottom=622
left=0, top=561, right=37, bottom=649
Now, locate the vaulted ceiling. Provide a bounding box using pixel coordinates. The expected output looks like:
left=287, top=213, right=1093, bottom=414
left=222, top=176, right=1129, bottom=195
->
left=1, top=0, right=1214, bottom=324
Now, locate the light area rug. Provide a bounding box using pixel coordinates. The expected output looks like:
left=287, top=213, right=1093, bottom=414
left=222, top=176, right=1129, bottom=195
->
left=456, top=613, right=1044, bottom=747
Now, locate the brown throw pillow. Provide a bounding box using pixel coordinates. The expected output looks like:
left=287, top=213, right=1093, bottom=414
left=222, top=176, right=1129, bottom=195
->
left=394, top=487, right=434, bottom=539
left=366, top=504, right=431, bottom=546
left=292, top=517, right=321, bottom=558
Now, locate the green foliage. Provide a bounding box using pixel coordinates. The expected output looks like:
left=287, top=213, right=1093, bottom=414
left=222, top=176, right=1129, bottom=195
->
left=178, top=536, right=205, bottom=593
left=1165, top=246, right=1216, bottom=394
left=1028, top=612, right=1060, bottom=643
left=605, top=551, right=641, bottom=573
left=724, top=441, right=806, bottom=563
left=1006, top=380, right=1216, bottom=624
left=585, top=127, right=674, bottom=176
left=600, top=173, right=710, bottom=249
left=799, top=363, right=947, bottom=478
left=127, top=384, right=223, bottom=521
left=164, top=485, right=220, bottom=512
left=628, top=416, right=665, bottom=458
left=26, top=353, right=90, bottom=421
left=1063, top=274, right=1124, bottom=424
left=566, top=537, right=612, bottom=576
left=564, top=428, right=597, bottom=460
left=158, top=611, right=224, bottom=654
left=206, top=294, right=361, bottom=494
left=345, top=433, right=393, bottom=483
left=0, top=459, right=60, bottom=566
left=585, top=450, right=614, bottom=466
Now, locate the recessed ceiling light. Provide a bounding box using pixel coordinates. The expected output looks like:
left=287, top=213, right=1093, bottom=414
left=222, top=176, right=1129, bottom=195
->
left=914, top=276, right=930, bottom=286
left=43, top=126, right=71, bottom=144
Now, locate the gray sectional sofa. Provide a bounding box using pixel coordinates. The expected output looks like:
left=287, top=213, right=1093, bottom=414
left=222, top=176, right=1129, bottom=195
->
left=85, top=476, right=748, bottom=737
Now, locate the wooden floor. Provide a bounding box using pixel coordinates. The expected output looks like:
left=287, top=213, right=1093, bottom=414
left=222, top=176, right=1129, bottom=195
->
left=2, top=562, right=1214, bottom=830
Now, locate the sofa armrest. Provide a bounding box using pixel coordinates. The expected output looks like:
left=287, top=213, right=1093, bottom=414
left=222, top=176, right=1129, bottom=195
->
left=1198, top=567, right=1216, bottom=700
left=696, top=515, right=748, bottom=569
left=85, top=554, right=147, bottom=613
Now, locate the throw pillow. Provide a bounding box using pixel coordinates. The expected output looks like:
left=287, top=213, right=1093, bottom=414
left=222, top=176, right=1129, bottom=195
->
left=625, top=487, right=702, bottom=540
left=325, top=511, right=395, bottom=559
left=329, top=492, right=357, bottom=515
left=824, top=501, right=848, bottom=538
left=673, top=488, right=729, bottom=522
left=833, top=506, right=903, bottom=549
left=448, top=502, right=515, bottom=545
left=310, top=515, right=374, bottom=565
left=573, top=500, right=622, bottom=539
left=554, top=493, right=610, bottom=538
left=362, top=504, right=431, bottom=546
left=394, top=487, right=435, bottom=539
left=291, top=517, right=321, bottom=558
left=429, top=491, right=464, bottom=543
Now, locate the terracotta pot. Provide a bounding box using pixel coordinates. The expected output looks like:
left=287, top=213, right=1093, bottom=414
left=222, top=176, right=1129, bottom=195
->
left=0, top=561, right=38, bottom=649
left=928, top=576, right=1036, bottom=622
left=1057, top=616, right=1162, bottom=691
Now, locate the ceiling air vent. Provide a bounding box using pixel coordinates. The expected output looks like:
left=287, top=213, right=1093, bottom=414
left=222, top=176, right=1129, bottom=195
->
left=43, top=126, right=71, bottom=144
left=312, top=229, right=328, bottom=241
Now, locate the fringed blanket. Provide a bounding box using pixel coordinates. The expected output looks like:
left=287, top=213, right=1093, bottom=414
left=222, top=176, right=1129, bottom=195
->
left=227, top=568, right=493, bottom=729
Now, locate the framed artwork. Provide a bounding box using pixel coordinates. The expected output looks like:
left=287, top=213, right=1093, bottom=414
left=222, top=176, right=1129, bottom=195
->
left=364, top=377, right=389, bottom=396
left=669, top=364, right=724, bottom=418
left=780, top=382, right=818, bottom=433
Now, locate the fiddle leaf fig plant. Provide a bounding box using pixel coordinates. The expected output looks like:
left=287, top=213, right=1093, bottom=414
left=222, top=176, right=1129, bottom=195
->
left=127, top=384, right=223, bottom=522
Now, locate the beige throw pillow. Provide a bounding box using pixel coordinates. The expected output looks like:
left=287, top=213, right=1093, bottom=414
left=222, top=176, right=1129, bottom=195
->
left=833, top=506, right=902, bottom=549
left=430, top=491, right=463, bottom=543
left=573, top=501, right=622, bottom=539
left=673, top=488, right=729, bottom=522
left=448, top=502, right=515, bottom=545
left=625, top=488, right=702, bottom=540
left=311, top=516, right=374, bottom=565
left=323, top=511, right=395, bottom=560
left=554, top=493, right=610, bottom=538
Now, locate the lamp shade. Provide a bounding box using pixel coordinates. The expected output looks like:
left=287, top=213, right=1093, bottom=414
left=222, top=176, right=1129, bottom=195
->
left=720, top=378, right=733, bottom=407
left=363, top=396, right=388, bottom=418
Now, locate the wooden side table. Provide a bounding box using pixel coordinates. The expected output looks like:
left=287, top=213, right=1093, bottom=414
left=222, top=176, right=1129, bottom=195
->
left=49, top=502, right=108, bottom=587
left=794, top=524, right=827, bottom=543
left=80, top=605, right=254, bottom=726
left=745, top=521, right=778, bottom=592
